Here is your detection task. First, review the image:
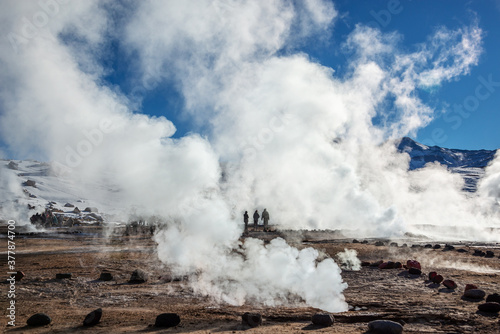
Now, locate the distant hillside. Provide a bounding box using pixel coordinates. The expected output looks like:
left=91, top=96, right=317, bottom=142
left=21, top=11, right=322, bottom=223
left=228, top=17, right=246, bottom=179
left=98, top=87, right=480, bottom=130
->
left=397, top=137, right=497, bottom=192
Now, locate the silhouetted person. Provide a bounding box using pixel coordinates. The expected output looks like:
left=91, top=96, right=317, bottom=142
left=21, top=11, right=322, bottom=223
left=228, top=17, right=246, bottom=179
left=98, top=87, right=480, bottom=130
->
left=261, top=208, right=270, bottom=232
left=253, top=210, right=259, bottom=231
left=243, top=211, right=249, bottom=233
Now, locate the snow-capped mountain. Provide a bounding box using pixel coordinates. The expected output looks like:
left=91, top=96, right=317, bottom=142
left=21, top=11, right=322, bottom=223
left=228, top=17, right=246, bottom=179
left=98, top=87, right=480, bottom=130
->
left=397, top=137, right=497, bottom=192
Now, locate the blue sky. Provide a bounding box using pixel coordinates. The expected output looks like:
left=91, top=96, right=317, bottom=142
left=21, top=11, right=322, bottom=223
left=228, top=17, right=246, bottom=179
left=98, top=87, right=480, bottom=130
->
left=119, top=0, right=500, bottom=150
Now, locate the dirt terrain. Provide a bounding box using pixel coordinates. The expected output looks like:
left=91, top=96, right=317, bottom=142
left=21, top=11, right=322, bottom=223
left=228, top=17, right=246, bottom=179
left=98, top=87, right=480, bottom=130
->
left=1, top=227, right=500, bottom=333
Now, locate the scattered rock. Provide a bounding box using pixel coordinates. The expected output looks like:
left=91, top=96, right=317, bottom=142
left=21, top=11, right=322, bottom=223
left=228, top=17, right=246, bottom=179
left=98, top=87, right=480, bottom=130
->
left=99, top=272, right=113, bottom=281
left=473, top=249, right=486, bottom=257
left=464, top=284, right=478, bottom=292
left=408, top=267, right=421, bottom=275
left=155, top=313, right=181, bottom=328
left=424, top=244, right=433, bottom=248
left=361, top=240, right=369, bottom=244
left=27, top=313, right=51, bottom=326
left=64, top=203, right=74, bottom=208
left=401, top=244, right=408, bottom=248
left=73, top=207, right=81, bottom=214
left=432, top=274, right=444, bottom=284
left=83, top=308, right=102, bottom=327
left=390, top=242, right=398, bottom=247
left=406, top=260, right=421, bottom=270
left=433, top=244, right=441, bottom=249
left=368, top=319, right=403, bottom=334
left=14, top=271, right=25, bottom=281
left=83, top=207, right=98, bottom=213
left=129, top=269, right=149, bottom=283
left=457, top=248, right=468, bottom=253
left=374, top=241, right=385, bottom=246
left=242, top=312, right=262, bottom=328
left=478, top=302, right=500, bottom=313
left=485, top=251, right=495, bottom=258
left=486, top=293, right=500, bottom=304
left=443, top=279, right=457, bottom=289
left=429, top=272, right=437, bottom=281
left=56, top=273, right=72, bottom=279
left=443, top=244, right=455, bottom=251
left=311, top=313, right=334, bottom=327
left=23, top=180, right=36, bottom=187
left=352, top=239, right=360, bottom=243
left=464, top=289, right=486, bottom=300
left=370, top=260, right=384, bottom=267
left=361, top=261, right=371, bottom=267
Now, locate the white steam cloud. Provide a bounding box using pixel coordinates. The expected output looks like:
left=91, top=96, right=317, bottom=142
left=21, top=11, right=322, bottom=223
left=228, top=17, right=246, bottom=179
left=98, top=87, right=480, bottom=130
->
left=0, top=0, right=499, bottom=312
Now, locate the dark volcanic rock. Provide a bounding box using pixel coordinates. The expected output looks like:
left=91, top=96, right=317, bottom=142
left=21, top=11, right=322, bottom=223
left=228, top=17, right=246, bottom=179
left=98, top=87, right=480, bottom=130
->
left=23, top=179, right=36, bottom=187
left=242, top=312, right=262, bottom=328
left=99, top=272, right=113, bottom=281
left=486, top=293, right=500, bottom=304
left=464, top=284, right=478, bottom=292
left=478, top=302, right=500, bottom=313
left=370, top=260, right=383, bottom=267
left=406, top=260, right=421, bottom=270
left=27, top=313, right=51, bottom=326
left=433, top=244, right=441, bottom=249
left=368, top=319, right=403, bottom=334
left=457, top=248, right=468, bottom=253
left=443, top=244, right=455, bottom=251
left=473, top=249, right=486, bottom=257
left=155, top=313, right=181, bottom=328
left=64, top=203, right=74, bottom=207
left=432, top=274, right=444, bottom=284
left=56, top=273, right=72, bottom=279
left=14, top=271, right=25, bottom=281
left=424, top=244, right=433, bottom=248
left=485, top=250, right=495, bottom=258
left=464, top=289, right=486, bottom=300
left=83, top=207, right=98, bottom=213
left=443, top=279, right=457, bottom=289
left=428, top=272, right=437, bottom=281
left=311, top=313, right=334, bottom=327
left=352, top=239, right=360, bottom=243
left=129, top=269, right=149, bottom=283
left=83, top=308, right=102, bottom=327
left=8, top=161, right=19, bottom=170
left=374, top=241, right=385, bottom=246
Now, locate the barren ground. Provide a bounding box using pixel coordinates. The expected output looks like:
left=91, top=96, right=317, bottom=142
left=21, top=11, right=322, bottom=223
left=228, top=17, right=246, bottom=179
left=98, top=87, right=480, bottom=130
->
left=1, top=227, right=500, bottom=333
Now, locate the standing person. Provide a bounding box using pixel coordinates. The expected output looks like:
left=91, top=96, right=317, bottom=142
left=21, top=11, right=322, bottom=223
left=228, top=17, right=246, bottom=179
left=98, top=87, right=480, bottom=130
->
left=261, top=208, right=270, bottom=232
left=253, top=210, right=260, bottom=231
left=243, top=211, right=249, bottom=234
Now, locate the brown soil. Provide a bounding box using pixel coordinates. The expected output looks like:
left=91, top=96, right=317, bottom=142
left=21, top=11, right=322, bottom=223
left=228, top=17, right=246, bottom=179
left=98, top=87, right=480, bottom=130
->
left=1, top=229, right=500, bottom=333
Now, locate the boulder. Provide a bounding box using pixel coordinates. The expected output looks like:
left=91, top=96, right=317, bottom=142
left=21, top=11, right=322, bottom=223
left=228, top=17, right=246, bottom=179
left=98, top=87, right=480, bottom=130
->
left=429, top=272, right=437, bottom=281
left=433, top=244, right=441, bottom=249
left=311, top=313, right=334, bottom=327
left=486, top=293, right=500, bottom=304
left=370, top=260, right=384, bottom=267
left=464, top=284, right=478, bottom=292
left=129, top=269, right=149, bottom=283
left=99, top=272, right=113, bottom=281
left=73, top=207, right=81, bottom=214
left=83, top=207, right=98, bottom=213
left=432, top=274, right=444, bottom=284
left=389, top=242, right=398, bottom=247
left=478, top=302, right=500, bottom=313
left=352, top=239, right=360, bottom=243
left=464, top=289, right=486, bottom=300
left=155, top=313, right=181, bottom=328
left=23, top=180, right=36, bottom=187
left=83, top=308, right=102, bottom=327
left=242, top=312, right=262, bottom=328
left=14, top=271, right=25, bottom=281
left=361, top=261, right=371, bottom=267
left=64, top=203, right=74, bottom=208
left=424, top=244, right=433, bottom=248
left=374, top=241, right=385, bottom=246
left=56, top=273, right=72, bottom=279
left=443, top=279, right=457, bottom=289
left=368, top=320, right=403, bottom=334
left=406, top=260, right=421, bottom=270
left=27, top=313, right=51, bottom=326
left=443, top=244, right=455, bottom=251
left=457, top=248, right=468, bottom=253
left=485, top=251, right=495, bottom=258
left=473, top=249, right=486, bottom=257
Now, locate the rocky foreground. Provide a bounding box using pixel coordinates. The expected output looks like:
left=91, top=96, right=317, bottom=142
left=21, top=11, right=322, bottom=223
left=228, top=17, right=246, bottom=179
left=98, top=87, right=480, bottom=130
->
left=1, top=227, right=500, bottom=333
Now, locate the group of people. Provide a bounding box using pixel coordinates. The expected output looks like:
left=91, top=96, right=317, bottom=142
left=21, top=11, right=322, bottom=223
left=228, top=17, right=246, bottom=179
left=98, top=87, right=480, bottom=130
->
left=30, top=209, right=58, bottom=227
left=243, top=208, right=270, bottom=233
